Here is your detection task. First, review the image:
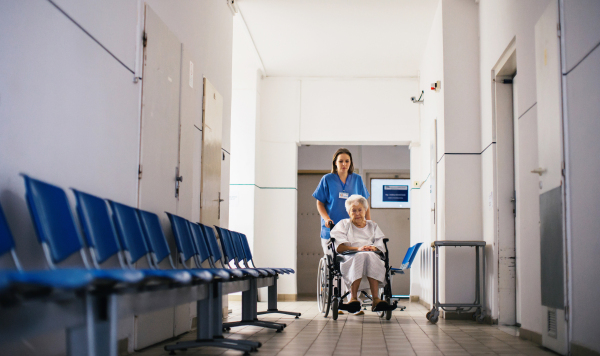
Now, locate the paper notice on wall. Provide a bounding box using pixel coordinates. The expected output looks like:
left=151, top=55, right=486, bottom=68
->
left=189, top=61, right=194, bottom=88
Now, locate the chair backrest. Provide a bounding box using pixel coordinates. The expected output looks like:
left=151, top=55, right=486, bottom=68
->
left=213, top=226, right=235, bottom=264
left=0, top=203, right=15, bottom=258
left=187, top=222, right=211, bottom=265
left=137, top=209, right=173, bottom=266
left=165, top=212, right=197, bottom=266
left=0, top=203, right=22, bottom=270
left=400, top=245, right=416, bottom=270
left=407, top=242, right=422, bottom=268
left=199, top=223, right=224, bottom=264
left=238, top=233, right=254, bottom=262
left=108, top=201, right=150, bottom=265
left=229, top=230, right=248, bottom=263
left=22, top=175, right=86, bottom=267
left=72, top=189, right=122, bottom=266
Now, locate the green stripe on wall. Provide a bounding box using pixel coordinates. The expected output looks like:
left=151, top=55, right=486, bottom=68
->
left=230, top=184, right=296, bottom=190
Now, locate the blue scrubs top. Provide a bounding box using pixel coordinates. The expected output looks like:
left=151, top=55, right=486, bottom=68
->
left=312, top=173, right=370, bottom=239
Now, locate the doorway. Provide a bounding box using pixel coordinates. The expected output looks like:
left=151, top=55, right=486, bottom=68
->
left=493, top=47, right=518, bottom=326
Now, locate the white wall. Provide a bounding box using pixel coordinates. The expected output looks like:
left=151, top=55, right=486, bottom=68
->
left=412, top=0, right=482, bottom=309
left=0, top=1, right=233, bottom=353
left=298, top=145, right=410, bottom=171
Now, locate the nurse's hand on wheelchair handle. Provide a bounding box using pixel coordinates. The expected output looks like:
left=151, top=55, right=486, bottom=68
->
left=327, top=220, right=335, bottom=229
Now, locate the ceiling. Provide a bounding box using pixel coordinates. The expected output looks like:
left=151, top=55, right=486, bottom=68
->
left=236, top=0, right=440, bottom=78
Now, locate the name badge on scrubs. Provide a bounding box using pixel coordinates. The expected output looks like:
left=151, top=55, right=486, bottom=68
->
left=339, top=192, right=349, bottom=199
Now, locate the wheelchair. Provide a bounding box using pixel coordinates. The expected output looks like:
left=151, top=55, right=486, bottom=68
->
left=317, top=233, right=404, bottom=320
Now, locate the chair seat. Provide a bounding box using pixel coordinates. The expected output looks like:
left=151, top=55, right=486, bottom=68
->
left=223, top=268, right=245, bottom=278
left=141, top=269, right=192, bottom=284
left=187, top=269, right=214, bottom=282
left=0, top=272, right=12, bottom=292
left=198, top=268, right=235, bottom=280
left=91, top=269, right=146, bottom=284
left=9, top=269, right=94, bottom=290
left=236, top=268, right=261, bottom=278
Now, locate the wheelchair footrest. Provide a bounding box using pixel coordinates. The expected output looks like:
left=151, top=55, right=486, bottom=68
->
left=338, top=301, right=361, bottom=313
left=373, top=301, right=398, bottom=312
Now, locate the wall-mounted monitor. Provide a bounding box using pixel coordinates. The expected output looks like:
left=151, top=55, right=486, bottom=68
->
left=370, top=179, right=410, bottom=209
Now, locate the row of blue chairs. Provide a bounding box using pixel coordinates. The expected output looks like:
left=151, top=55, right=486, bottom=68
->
left=0, top=174, right=298, bottom=355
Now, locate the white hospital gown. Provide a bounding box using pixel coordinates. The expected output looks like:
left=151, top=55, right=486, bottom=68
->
left=331, top=219, right=386, bottom=293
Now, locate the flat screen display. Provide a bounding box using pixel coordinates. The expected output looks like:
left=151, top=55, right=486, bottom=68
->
left=370, top=179, right=410, bottom=208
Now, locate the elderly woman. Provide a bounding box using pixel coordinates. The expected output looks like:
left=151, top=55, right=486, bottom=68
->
left=330, top=194, right=388, bottom=311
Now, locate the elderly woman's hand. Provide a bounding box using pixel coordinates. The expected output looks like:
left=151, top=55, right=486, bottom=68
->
left=358, top=245, right=378, bottom=252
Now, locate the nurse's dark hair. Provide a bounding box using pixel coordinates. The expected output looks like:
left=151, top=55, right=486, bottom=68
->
left=331, top=148, right=354, bottom=174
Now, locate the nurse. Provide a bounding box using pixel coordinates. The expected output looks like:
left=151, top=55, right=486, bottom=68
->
left=313, top=148, right=370, bottom=255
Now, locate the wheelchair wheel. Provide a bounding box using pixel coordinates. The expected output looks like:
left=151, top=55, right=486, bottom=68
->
left=385, top=297, right=392, bottom=320
left=332, top=298, right=339, bottom=320
left=317, top=258, right=329, bottom=313
left=324, top=261, right=333, bottom=318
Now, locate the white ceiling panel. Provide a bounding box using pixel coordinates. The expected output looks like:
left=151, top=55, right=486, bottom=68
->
left=237, top=0, right=439, bottom=77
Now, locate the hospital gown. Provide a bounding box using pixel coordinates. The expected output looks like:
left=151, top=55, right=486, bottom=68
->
left=331, top=219, right=386, bottom=293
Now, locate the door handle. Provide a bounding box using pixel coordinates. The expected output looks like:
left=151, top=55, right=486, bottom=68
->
left=531, top=168, right=547, bottom=176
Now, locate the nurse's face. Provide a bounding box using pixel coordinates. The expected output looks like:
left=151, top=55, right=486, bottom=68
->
left=349, top=203, right=366, bottom=223
left=335, top=153, right=351, bottom=174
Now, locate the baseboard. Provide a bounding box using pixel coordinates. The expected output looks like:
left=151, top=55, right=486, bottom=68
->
left=118, top=337, right=129, bottom=356
left=277, top=294, right=297, bottom=302
left=410, top=295, right=419, bottom=302
left=228, top=294, right=297, bottom=302
left=418, top=298, right=430, bottom=310
left=519, top=327, right=542, bottom=345
left=572, top=342, right=600, bottom=356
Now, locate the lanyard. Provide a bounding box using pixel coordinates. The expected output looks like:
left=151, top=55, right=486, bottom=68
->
left=337, top=173, right=351, bottom=192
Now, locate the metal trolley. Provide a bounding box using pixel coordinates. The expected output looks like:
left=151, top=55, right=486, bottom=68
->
left=426, top=240, right=486, bottom=324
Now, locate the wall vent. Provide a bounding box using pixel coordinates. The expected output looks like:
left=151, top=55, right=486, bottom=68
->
left=547, top=308, right=557, bottom=338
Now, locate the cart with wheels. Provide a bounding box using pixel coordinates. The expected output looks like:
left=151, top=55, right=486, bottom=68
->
left=426, top=240, right=486, bottom=324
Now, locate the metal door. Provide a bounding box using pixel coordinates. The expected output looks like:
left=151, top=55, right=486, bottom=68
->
left=135, top=5, right=181, bottom=349
left=535, top=1, right=568, bottom=353
left=296, top=173, right=325, bottom=297
left=200, top=78, right=223, bottom=226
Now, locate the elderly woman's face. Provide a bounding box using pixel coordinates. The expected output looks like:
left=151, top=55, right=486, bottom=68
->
left=349, top=203, right=366, bottom=222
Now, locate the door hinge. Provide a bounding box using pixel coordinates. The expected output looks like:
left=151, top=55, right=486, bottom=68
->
left=138, top=165, right=143, bottom=180
left=143, top=31, right=148, bottom=48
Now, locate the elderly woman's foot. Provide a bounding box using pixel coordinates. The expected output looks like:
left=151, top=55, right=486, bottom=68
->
left=347, top=298, right=361, bottom=313
left=371, top=298, right=389, bottom=312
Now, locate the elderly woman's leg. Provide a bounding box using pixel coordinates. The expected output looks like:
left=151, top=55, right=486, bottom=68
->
left=350, top=278, right=362, bottom=302
left=368, top=277, right=382, bottom=305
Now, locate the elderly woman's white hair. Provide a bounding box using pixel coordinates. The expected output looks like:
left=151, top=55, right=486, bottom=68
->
left=345, top=194, right=369, bottom=214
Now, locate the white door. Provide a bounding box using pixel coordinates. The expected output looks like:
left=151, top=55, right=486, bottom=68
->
left=535, top=1, right=568, bottom=353
left=200, top=78, right=223, bottom=227
left=135, top=5, right=181, bottom=349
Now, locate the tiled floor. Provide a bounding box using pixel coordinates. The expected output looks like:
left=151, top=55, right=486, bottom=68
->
left=136, top=301, right=557, bottom=356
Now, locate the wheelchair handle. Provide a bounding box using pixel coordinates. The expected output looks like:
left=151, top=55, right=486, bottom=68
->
left=327, top=221, right=335, bottom=230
